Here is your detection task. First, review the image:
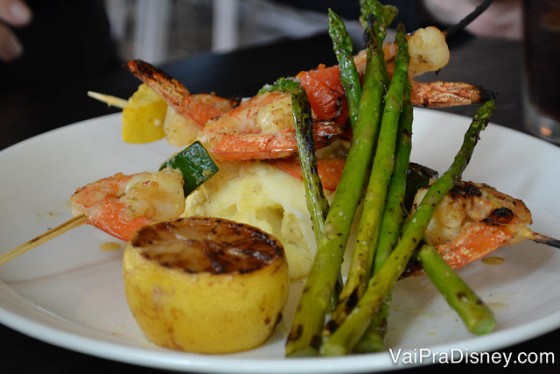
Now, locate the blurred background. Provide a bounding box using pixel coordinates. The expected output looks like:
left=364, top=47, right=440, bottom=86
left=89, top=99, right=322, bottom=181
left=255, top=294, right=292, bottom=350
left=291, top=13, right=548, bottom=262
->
left=105, top=0, right=348, bottom=64
left=1, top=0, right=522, bottom=147
left=0, top=0, right=372, bottom=147
left=1, top=0, right=375, bottom=92
left=1, top=0, right=520, bottom=92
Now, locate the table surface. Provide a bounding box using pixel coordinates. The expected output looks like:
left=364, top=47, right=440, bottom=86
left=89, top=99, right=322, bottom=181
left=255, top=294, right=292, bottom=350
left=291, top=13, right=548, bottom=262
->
left=1, top=31, right=559, bottom=373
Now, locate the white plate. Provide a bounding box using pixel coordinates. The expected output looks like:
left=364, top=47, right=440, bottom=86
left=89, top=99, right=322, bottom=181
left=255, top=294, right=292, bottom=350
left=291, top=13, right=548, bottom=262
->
left=1, top=110, right=560, bottom=373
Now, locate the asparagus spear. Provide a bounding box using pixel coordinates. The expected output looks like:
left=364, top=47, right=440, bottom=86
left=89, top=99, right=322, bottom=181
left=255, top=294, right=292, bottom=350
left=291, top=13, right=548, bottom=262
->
left=328, top=1, right=393, bottom=128
left=372, top=77, right=413, bottom=274
left=285, top=20, right=387, bottom=357
left=261, top=78, right=329, bottom=241
left=416, top=244, right=496, bottom=335
left=321, top=99, right=496, bottom=356
left=359, top=0, right=399, bottom=31
left=357, top=237, right=497, bottom=352
left=324, top=10, right=390, bottom=329
left=262, top=77, right=345, bottom=310
left=330, top=24, right=409, bottom=327
left=327, top=9, right=362, bottom=129
left=289, top=81, right=329, bottom=239
left=354, top=77, right=413, bottom=353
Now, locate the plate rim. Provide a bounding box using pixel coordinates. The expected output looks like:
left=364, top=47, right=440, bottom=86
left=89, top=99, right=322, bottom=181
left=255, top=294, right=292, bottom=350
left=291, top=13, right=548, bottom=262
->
left=1, top=110, right=560, bottom=373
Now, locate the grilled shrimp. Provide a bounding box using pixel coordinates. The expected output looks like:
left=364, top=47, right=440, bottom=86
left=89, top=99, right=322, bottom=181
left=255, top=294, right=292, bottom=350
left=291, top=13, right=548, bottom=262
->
left=312, top=27, right=492, bottom=116
left=273, top=165, right=542, bottom=274
left=70, top=169, right=185, bottom=241
left=410, top=80, right=496, bottom=107
left=198, top=91, right=343, bottom=161
left=407, top=181, right=535, bottom=274
left=196, top=27, right=480, bottom=161
left=124, top=25, right=490, bottom=154
left=384, top=26, right=450, bottom=77
left=69, top=162, right=549, bottom=280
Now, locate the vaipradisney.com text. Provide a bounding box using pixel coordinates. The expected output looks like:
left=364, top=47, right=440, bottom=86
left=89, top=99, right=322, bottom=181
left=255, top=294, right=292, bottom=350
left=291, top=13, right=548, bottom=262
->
left=389, top=348, right=555, bottom=368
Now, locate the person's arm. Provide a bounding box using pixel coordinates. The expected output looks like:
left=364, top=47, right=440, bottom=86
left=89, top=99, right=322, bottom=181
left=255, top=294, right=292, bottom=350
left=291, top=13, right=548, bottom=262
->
left=0, top=0, right=31, bottom=61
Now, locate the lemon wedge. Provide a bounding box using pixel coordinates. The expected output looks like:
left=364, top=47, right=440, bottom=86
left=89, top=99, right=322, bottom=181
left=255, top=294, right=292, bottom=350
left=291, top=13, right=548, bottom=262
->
left=123, top=217, right=289, bottom=354
left=122, top=83, right=168, bottom=143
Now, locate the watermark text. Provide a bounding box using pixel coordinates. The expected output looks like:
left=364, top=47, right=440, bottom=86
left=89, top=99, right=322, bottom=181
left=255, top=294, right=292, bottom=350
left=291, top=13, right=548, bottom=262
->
left=389, top=348, right=555, bottom=368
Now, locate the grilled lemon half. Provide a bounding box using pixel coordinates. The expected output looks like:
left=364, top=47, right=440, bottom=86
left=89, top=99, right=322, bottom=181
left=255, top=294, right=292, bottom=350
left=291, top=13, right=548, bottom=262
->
left=123, top=217, right=289, bottom=354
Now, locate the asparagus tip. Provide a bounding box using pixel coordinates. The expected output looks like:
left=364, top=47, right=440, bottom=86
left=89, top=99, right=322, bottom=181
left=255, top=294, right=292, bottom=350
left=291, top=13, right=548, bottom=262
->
left=479, top=86, right=499, bottom=102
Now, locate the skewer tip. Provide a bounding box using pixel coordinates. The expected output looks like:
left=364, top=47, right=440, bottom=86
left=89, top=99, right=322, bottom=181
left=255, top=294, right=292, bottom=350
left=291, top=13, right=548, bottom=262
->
left=0, top=215, right=87, bottom=266
left=87, top=91, right=128, bottom=109
left=527, top=231, right=560, bottom=249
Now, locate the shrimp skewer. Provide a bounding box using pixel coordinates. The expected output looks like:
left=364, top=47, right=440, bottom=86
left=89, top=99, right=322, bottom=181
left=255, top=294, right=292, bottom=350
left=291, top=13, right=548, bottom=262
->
left=70, top=169, right=186, bottom=242
left=405, top=180, right=559, bottom=276
left=271, top=162, right=555, bottom=274
left=86, top=24, right=490, bottom=162
left=0, top=169, right=187, bottom=266
left=2, top=169, right=558, bottom=270
left=84, top=20, right=495, bottom=157
left=121, top=25, right=491, bottom=156
left=197, top=25, right=484, bottom=162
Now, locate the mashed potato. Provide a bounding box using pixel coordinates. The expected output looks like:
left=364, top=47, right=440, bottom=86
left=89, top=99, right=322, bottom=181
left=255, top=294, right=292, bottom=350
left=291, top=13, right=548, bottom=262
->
left=183, top=161, right=330, bottom=280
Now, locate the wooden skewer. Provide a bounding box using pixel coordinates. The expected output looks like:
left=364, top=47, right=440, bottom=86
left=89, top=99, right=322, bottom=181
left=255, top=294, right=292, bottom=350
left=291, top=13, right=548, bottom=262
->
left=444, top=0, right=493, bottom=38
left=87, top=91, right=128, bottom=109
left=3, top=92, right=123, bottom=267
left=528, top=231, right=560, bottom=249
left=2, top=92, right=127, bottom=267
left=0, top=214, right=87, bottom=266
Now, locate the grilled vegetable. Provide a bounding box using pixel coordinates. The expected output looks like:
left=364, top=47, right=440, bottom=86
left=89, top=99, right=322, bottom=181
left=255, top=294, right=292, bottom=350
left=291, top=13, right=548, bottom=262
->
left=285, top=15, right=388, bottom=357
left=355, top=75, right=414, bottom=353
left=331, top=23, right=410, bottom=327
left=261, top=78, right=329, bottom=242
left=321, top=99, right=496, bottom=356
left=159, top=141, right=219, bottom=195
left=415, top=243, right=495, bottom=335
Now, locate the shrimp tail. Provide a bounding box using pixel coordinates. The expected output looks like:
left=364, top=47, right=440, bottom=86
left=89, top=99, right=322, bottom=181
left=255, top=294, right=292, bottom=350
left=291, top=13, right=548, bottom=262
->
left=401, top=180, right=538, bottom=277
left=126, top=59, right=238, bottom=127
left=411, top=80, right=498, bottom=107
left=127, top=59, right=192, bottom=110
